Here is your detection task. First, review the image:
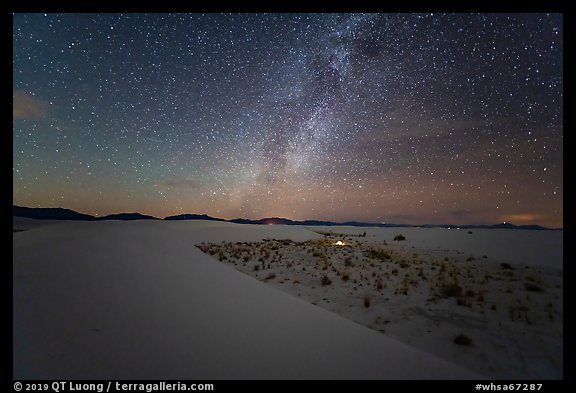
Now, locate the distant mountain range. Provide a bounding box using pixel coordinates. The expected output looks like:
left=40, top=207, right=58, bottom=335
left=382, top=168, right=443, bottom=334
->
left=97, top=212, right=159, bottom=221
left=13, top=206, right=156, bottom=221
left=13, top=205, right=96, bottom=221
left=12, top=205, right=561, bottom=230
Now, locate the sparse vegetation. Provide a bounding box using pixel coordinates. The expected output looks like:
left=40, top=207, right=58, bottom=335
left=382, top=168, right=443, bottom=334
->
left=194, top=235, right=561, bottom=373
left=394, top=234, right=406, bottom=241
left=368, top=249, right=391, bottom=261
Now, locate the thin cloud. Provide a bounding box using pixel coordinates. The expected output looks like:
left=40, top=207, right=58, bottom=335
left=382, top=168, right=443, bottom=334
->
left=13, top=90, right=48, bottom=120
left=501, top=213, right=543, bottom=223
left=159, top=179, right=203, bottom=189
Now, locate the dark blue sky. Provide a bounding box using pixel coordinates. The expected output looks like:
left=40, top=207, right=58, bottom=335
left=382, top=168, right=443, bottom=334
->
left=13, top=13, right=563, bottom=226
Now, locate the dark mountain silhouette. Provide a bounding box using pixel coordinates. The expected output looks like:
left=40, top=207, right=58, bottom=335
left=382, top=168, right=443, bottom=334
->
left=299, top=220, right=340, bottom=226
left=228, top=218, right=256, bottom=225
left=13, top=205, right=96, bottom=220
left=228, top=217, right=557, bottom=230
left=164, top=214, right=226, bottom=221
left=13, top=205, right=559, bottom=230
left=96, top=213, right=159, bottom=220
left=229, top=217, right=296, bottom=225
left=259, top=217, right=296, bottom=225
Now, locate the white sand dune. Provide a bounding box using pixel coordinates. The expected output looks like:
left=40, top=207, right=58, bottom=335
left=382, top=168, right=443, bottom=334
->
left=202, top=225, right=562, bottom=379
left=13, top=218, right=484, bottom=379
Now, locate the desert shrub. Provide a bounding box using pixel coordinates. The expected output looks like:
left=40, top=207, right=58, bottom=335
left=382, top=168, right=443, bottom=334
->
left=253, top=265, right=260, bottom=271
left=265, top=273, right=276, bottom=281
left=524, top=282, right=543, bottom=292
left=363, top=296, right=370, bottom=308
left=439, top=281, right=463, bottom=298
left=243, top=255, right=250, bottom=262
left=457, top=295, right=471, bottom=307
left=466, top=256, right=475, bottom=262
left=454, top=334, right=472, bottom=346
left=501, top=263, right=514, bottom=270
left=321, top=275, right=332, bottom=286
left=344, top=257, right=352, bottom=267
left=394, top=234, right=406, bottom=241
left=342, top=273, right=350, bottom=282
left=476, top=291, right=485, bottom=302
left=376, top=281, right=383, bottom=290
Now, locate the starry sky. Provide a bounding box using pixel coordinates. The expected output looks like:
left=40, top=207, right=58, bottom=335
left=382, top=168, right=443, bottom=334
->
left=13, top=13, right=563, bottom=227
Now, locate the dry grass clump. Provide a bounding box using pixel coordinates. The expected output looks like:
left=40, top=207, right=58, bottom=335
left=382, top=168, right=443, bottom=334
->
left=368, top=249, right=391, bottom=261
left=454, top=334, right=473, bottom=346
left=363, top=295, right=371, bottom=308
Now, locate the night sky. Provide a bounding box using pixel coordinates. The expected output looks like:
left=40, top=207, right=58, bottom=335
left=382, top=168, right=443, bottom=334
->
left=13, top=13, right=563, bottom=227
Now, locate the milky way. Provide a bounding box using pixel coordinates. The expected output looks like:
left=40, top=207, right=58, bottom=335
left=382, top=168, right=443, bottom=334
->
left=13, top=13, right=563, bottom=227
